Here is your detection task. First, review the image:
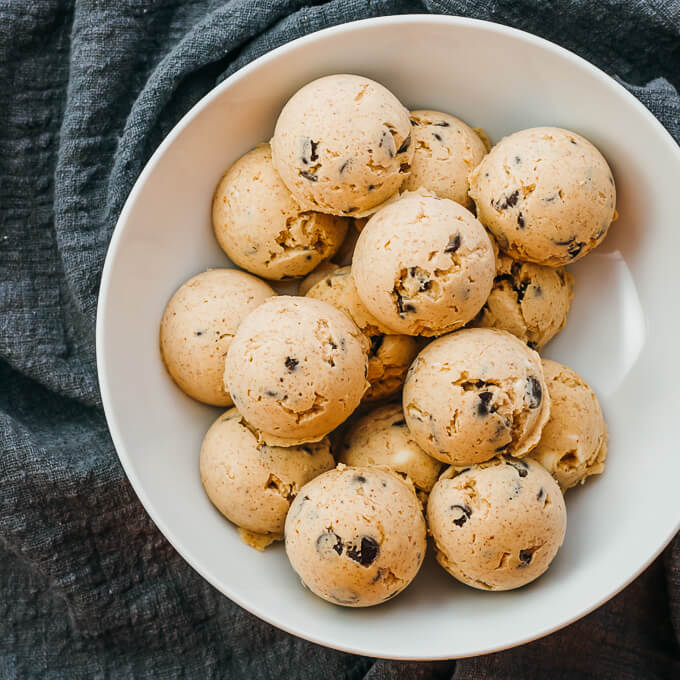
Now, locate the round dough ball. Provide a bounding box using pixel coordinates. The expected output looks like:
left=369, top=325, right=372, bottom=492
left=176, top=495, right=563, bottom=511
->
left=403, top=328, right=551, bottom=465
left=338, top=403, right=442, bottom=494
left=200, top=409, right=334, bottom=539
left=427, top=457, right=566, bottom=590
left=306, top=266, right=417, bottom=402
left=160, top=269, right=275, bottom=406
left=469, top=127, right=616, bottom=266
left=285, top=466, right=426, bottom=606
left=352, top=193, right=496, bottom=336
left=224, top=296, right=369, bottom=446
left=526, top=359, right=607, bottom=490
left=212, top=143, right=348, bottom=280
left=471, top=254, right=574, bottom=350
left=404, top=110, right=487, bottom=208
left=271, top=75, right=413, bottom=217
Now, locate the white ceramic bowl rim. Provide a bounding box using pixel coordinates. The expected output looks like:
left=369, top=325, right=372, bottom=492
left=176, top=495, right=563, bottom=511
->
left=97, top=14, right=680, bottom=660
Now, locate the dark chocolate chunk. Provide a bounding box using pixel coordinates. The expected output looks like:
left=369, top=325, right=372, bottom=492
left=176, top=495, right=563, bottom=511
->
left=339, top=159, right=350, bottom=175
left=316, top=532, right=343, bottom=557
left=515, top=279, right=530, bottom=303
left=305, top=254, right=312, bottom=260
left=493, top=190, right=519, bottom=211
left=476, top=391, right=494, bottom=416
left=301, top=445, right=313, bottom=455
left=397, top=132, right=411, bottom=154
left=345, top=207, right=358, bottom=213
left=506, top=459, right=529, bottom=478
left=432, top=132, right=443, bottom=142
left=368, top=184, right=375, bottom=191
left=525, top=376, right=542, bottom=408
left=444, top=233, right=461, bottom=253
left=394, top=288, right=416, bottom=316
left=300, top=170, right=317, bottom=181
left=517, top=212, right=525, bottom=228
left=554, top=236, right=575, bottom=246
left=409, top=117, right=420, bottom=126
left=285, top=356, right=299, bottom=372
left=346, top=536, right=380, bottom=566
left=527, top=340, right=538, bottom=350
left=513, top=155, right=521, bottom=165
left=567, top=241, right=584, bottom=258
left=518, top=548, right=534, bottom=566
left=391, top=419, right=407, bottom=427
left=194, top=330, right=203, bottom=336
left=450, top=503, right=472, bottom=527
left=434, top=120, right=450, bottom=127
left=329, top=339, right=337, bottom=350
left=354, top=474, right=367, bottom=484
left=310, top=140, right=319, bottom=162
left=537, top=488, right=545, bottom=502
left=570, top=139, right=577, bottom=145
left=369, top=335, right=384, bottom=357
left=265, top=390, right=278, bottom=398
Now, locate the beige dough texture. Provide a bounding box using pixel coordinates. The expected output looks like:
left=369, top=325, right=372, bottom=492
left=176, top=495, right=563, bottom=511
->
left=306, top=266, right=417, bottom=402
left=469, top=127, right=616, bottom=266
left=526, top=359, right=607, bottom=490
left=427, top=457, right=566, bottom=590
left=271, top=75, right=414, bottom=217
left=298, top=261, right=339, bottom=296
left=212, top=143, right=348, bottom=280
left=403, top=328, right=551, bottom=465
left=200, top=409, right=334, bottom=543
left=284, top=465, right=426, bottom=606
left=471, top=254, right=574, bottom=350
left=160, top=269, right=275, bottom=406
left=352, top=193, right=496, bottom=336
left=224, top=296, right=369, bottom=446
left=338, top=403, right=443, bottom=495
left=403, top=110, right=487, bottom=208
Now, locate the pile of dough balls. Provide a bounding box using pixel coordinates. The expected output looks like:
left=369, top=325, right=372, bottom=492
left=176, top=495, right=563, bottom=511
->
left=160, top=74, right=614, bottom=607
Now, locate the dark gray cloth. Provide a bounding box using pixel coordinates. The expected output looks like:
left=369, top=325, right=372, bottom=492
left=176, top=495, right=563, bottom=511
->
left=1, top=0, right=678, bottom=677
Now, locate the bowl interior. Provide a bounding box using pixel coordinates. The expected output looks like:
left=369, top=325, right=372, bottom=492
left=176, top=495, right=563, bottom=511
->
left=97, top=16, right=680, bottom=659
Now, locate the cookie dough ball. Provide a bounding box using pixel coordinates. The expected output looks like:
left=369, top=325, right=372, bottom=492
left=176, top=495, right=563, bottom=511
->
left=471, top=254, right=574, bottom=350
left=200, top=409, right=334, bottom=543
left=427, top=457, right=566, bottom=590
left=212, top=143, right=348, bottom=280
left=338, top=403, right=442, bottom=495
left=352, top=193, right=495, bottom=336
left=160, top=269, right=275, bottom=406
left=527, top=360, right=607, bottom=490
left=403, top=328, right=551, bottom=465
left=306, top=267, right=417, bottom=402
left=285, top=466, right=426, bottom=606
left=224, top=296, right=369, bottom=446
left=404, top=110, right=487, bottom=208
left=271, top=75, right=413, bottom=217
left=469, top=127, right=616, bottom=266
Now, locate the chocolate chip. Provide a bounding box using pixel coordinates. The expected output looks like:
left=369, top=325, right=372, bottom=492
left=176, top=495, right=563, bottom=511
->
left=265, top=390, right=278, bottom=397
left=506, top=460, right=529, bottom=478
left=444, top=233, right=461, bottom=253
left=345, top=207, right=358, bottom=214
left=515, top=279, right=530, bottom=303
left=495, top=444, right=509, bottom=453
left=339, top=159, right=350, bottom=175
left=570, top=139, right=577, bottom=145
left=285, top=357, right=299, bottom=372
left=368, top=184, right=375, bottom=191
left=397, top=132, right=411, bottom=154
left=394, top=288, right=415, bottom=316
left=527, top=341, right=538, bottom=350
left=526, top=376, right=542, bottom=408
left=434, top=120, right=450, bottom=127
left=346, top=536, right=379, bottom=566
left=514, top=155, right=521, bottom=165
left=476, top=391, right=494, bottom=416
left=310, top=140, right=319, bottom=162
left=450, top=504, right=472, bottom=527
left=316, top=532, right=343, bottom=557
left=391, top=419, right=407, bottom=427
left=518, top=548, right=534, bottom=566
left=369, top=335, right=383, bottom=357
left=517, top=212, right=525, bottom=228
left=409, top=117, right=420, bottom=126
left=493, top=190, right=519, bottom=211
left=567, top=241, right=584, bottom=258
left=329, top=339, right=337, bottom=350
left=301, top=446, right=313, bottom=455
left=354, top=474, right=367, bottom=484
left=305, top=254, right=312, bottom=260
left=194, top=330, right=203, bottom=336
left=537, top=488, right=545, bottom=502
left=300, top=170, right=317, bottom=181
left=432, top=132, right=443, bottom=142
left=554, top=236, right=575, bottom=246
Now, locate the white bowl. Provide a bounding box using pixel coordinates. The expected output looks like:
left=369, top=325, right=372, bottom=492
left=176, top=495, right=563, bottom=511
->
left=97, top=15, right=680, bottom=660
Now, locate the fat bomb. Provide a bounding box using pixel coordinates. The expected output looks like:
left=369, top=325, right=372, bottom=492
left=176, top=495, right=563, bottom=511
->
left=471, top=254, right=574, bottom=350
left=212, top=143, right=348, bottom=280
left=306, top=267, right=417, bottom=403
left=352, top=193, right=495, bottom=336
left=271, top=75, right=414, bottom=216
left=404, top=110, right=487, bottom=208
left=527, top=359, right=607, bottom=490
left=469, top=127, right=616, bottom=266
left=285, top=465, right=426, bottom=606
left=200, top=409, right=334, bottom=546
left=160, top=269, right=275, bottom=406
left=338, top=403, right=443, bottom=496
left=427, top=457, right=566, bottom=590
left=403, top=328, right=551, bottom=465
left=224, top=296, right=369, bottom=446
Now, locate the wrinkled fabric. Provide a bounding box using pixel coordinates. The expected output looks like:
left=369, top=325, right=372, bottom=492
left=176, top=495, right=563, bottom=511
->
left=1, top=1, right=678, bottom=677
